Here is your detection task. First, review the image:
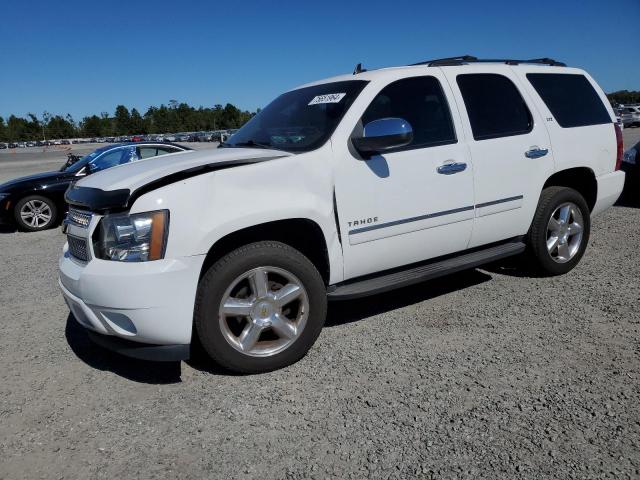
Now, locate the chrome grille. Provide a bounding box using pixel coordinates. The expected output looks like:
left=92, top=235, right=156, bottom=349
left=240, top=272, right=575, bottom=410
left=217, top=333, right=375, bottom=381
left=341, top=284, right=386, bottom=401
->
left=67, top=236, right=89, bottom=262
left=67, top=208, right=92, bottom=228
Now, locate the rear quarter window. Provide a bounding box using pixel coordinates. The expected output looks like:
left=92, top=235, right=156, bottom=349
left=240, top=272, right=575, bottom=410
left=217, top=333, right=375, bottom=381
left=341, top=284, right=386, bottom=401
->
left=526, top=73, right=611, bottom=128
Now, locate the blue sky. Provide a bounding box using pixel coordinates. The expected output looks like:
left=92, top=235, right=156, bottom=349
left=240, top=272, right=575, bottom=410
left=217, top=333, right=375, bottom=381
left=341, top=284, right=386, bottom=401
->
left=1, top=0, right=638, bottom=121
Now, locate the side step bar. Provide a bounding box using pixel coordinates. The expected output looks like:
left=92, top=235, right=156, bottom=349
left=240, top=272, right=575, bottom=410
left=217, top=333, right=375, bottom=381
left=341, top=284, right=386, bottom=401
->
left=327, top=239, right=526, bottom=300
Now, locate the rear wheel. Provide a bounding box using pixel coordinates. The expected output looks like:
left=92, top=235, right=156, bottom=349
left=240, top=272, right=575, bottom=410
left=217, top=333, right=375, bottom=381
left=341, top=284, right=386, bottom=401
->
left=194, top=241, right=327, bottom=373
left=527, top=186, right=590, bottom=275
left=14, top=195, right=57, bottom=231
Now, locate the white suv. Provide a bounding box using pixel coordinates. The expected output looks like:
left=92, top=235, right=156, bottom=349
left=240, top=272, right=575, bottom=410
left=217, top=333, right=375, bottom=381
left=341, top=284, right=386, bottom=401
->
left=59, top=56, right=625, bottom=373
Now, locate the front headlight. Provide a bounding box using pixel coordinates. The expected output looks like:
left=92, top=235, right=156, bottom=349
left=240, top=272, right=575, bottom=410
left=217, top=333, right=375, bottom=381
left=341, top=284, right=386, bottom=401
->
left=623, top=148, right=637, bottom=165
left=94, top=210, right=169, bottom=262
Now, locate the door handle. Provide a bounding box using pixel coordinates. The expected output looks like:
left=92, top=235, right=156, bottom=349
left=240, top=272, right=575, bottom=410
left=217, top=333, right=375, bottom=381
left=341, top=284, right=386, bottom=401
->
left=525, top=147, right=549, bottom=159
left=437, top=162, right=467, bottom=175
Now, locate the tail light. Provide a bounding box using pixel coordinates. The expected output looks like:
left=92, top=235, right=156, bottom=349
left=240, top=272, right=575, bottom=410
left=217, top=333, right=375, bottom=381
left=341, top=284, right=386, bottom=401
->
left=614, top=123, right=623, bottom=171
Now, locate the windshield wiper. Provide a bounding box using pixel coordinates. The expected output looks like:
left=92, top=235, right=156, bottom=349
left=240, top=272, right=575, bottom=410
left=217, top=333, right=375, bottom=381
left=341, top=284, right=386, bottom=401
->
left=223, top=140, right=273, bottom=149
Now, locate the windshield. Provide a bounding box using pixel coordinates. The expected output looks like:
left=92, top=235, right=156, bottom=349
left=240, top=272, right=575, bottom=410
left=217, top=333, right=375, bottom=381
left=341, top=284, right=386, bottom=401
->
left=64, top=145, right=118, bottom=173
left=223, top=80, right=368, bottom=153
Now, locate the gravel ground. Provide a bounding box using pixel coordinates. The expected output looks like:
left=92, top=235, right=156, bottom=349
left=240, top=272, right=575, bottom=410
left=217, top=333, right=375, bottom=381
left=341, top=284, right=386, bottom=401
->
left=0, top=134, right=639, bottom=479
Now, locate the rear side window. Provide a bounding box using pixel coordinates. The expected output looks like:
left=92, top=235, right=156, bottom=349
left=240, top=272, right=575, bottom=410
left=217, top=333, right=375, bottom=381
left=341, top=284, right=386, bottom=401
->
left=361, top=76, right=456, bottom=150
left=157, top=146, right=183, bottom=154
left=457, top=74, right=532, bottom=141
left=139, top=147, right=158, bottom=159
left=526, top=73, right=611, bottom=128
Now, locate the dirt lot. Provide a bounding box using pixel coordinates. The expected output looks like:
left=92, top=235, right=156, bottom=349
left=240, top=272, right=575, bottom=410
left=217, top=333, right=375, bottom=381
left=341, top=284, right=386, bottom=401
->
left=0, top=134, right=639, bottom=479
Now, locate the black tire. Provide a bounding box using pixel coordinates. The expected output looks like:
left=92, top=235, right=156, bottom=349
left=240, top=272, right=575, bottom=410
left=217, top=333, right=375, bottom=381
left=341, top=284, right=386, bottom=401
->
left=194, top=241, right=327, bottom=374
left=14, top=195, right=58, bottom=232
left=527, top=186, right=591, bottom=276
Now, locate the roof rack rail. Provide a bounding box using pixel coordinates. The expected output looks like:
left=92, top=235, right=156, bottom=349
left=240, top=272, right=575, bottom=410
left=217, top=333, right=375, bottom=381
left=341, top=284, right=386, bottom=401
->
left=411, top=55, right=566, bottom=67
left=411, top=55, right=478, bottom=66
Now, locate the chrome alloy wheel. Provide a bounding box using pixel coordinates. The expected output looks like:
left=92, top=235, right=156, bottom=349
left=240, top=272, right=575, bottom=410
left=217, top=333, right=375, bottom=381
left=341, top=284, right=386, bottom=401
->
left=20, top=200, right=52, bottom=228
left=546, top=202, right=584, bottom=263
left=218, top=266, right=309, bottom=357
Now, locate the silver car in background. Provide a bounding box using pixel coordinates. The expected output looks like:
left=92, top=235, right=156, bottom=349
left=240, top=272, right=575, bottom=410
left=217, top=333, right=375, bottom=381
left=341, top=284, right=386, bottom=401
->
left=618, top=106, right=640, bottom=128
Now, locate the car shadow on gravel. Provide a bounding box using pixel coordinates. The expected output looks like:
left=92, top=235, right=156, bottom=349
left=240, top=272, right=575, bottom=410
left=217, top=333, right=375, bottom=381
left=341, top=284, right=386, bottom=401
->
left=615, top=190, right=640, bottom=208
left=65, top=314, right=183, bottom=384
left=326, top=269, right=492, bottom=327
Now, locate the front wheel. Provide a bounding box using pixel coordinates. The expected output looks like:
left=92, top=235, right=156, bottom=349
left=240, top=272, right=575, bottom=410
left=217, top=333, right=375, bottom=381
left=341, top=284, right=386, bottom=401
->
left=14, top=195, right=58, bottom=231
left=194, top=241, right=327, bottom=373
left=527, top=186, right=591, bottom=276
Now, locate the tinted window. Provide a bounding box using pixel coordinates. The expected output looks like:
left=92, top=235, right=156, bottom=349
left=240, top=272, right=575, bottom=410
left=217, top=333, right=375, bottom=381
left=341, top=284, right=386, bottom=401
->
left=361, top=76, right=456, bottom=150
left=89, top=147, right=137, bottom=173
left=457, top=74, right=532, bottom=140
left=139, top=147, right=158, bottom=159
left=89, top=150, right=126, bottom=172
left=527, top=73, right=611, bottom=128
left=157, top=146, right=183, bottom=154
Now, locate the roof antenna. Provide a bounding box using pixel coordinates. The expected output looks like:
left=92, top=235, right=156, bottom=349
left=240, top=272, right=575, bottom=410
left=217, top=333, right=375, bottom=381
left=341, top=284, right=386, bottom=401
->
left=353, top=63, right=367, bottom=75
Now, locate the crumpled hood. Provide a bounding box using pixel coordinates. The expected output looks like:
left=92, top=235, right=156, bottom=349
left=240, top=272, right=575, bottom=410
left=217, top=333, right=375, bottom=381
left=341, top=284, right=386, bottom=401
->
left=0, top=170, right=72, bottom=191
left=75, top=147, right=291, bottom=193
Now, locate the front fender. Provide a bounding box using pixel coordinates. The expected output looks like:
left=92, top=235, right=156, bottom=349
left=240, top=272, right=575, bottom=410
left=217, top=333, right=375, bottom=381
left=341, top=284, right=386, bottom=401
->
left=130, top=151, right=345, bottom=284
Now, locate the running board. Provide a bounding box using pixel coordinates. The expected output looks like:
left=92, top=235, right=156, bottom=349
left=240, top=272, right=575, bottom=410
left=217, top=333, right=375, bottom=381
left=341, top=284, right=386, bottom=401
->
left=327, top=240, right=526, bottom=300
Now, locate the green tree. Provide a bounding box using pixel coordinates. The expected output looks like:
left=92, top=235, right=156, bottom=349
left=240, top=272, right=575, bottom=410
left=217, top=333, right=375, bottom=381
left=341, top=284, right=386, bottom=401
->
left=2, top=99, right=258, bottom=141
left=130, top=108, right=146, bottom=134
left=46, top=115, right=75, bottom=139
left=607, top=90, right=640, bottom=106
left=114, top=105, right=131, bottom=135
left=81, top=115, right=103, bottom=137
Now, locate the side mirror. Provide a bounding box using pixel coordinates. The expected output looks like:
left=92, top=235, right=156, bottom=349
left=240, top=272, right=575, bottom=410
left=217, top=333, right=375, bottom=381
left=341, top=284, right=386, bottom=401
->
left=352, top=117, right=413, bottom=158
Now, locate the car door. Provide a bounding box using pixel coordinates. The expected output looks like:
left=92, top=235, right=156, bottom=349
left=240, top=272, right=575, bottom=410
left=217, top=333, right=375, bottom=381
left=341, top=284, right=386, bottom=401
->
left=332, top=73, right=475, bottom=280
left=442, top=67, right=555, bottom=248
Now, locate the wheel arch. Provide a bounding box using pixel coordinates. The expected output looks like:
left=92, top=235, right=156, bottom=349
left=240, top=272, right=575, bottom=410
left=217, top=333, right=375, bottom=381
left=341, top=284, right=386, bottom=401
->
left=199, top=218, right=331, bottom=285
left=543, top=167, right=597, bottom=212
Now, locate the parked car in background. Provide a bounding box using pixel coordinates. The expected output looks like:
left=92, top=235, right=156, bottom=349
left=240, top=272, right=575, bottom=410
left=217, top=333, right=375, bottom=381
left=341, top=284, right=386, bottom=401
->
left=619, top=106, right=640, bottom=127
left=0, top=143, right=7, bottom=149
left=0, top=142, right=191, bottom=231
left=59, top=56, right=624, bottom=373
left=613, top=109, right=624, bottom=131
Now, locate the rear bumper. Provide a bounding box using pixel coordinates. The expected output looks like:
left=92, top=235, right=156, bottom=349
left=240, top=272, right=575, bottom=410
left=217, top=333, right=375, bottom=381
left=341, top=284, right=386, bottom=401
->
left=592, top=170, right=625, bottom=216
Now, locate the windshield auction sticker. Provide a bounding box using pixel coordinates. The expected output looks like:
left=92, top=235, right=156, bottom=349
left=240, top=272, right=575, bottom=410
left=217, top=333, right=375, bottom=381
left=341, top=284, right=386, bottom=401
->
left=308, top=93, right=347, bottom=105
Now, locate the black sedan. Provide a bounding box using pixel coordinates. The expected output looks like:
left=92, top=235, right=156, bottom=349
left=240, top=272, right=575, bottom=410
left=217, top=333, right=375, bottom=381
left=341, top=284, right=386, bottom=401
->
left=0, top=142, right=191, bottom=231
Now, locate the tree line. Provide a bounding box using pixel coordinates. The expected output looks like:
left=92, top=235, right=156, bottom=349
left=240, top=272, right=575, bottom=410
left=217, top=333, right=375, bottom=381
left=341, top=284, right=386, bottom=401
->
left=607, top=90, right=640, bottom=106
left=0, top=101, right=256, bottom=142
